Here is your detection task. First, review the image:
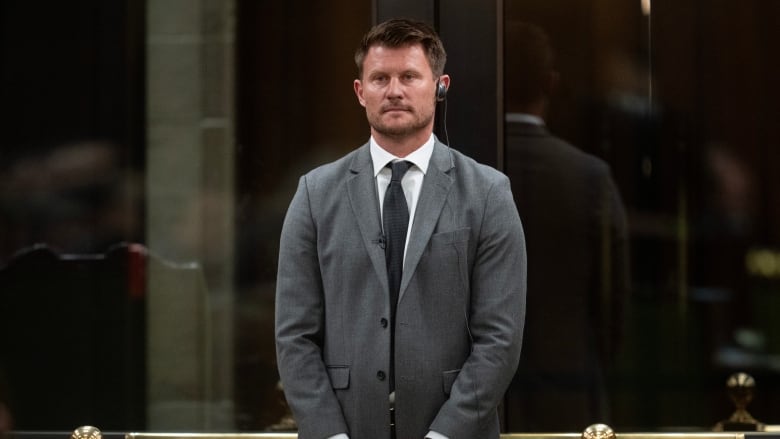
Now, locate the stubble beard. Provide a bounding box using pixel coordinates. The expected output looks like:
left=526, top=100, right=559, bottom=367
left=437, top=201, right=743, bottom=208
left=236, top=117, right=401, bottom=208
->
left=369, top=108, right=435, bottom=140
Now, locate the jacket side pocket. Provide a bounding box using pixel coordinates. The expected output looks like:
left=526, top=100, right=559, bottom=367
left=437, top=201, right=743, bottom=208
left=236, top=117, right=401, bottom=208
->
left=327, top=365, right=350, bottom=389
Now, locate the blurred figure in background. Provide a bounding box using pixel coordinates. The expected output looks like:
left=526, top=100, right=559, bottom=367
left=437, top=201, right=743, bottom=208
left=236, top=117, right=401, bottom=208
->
left=0, top=141, right=141, bottom=265
left=502, top=22, right=630, bottom=431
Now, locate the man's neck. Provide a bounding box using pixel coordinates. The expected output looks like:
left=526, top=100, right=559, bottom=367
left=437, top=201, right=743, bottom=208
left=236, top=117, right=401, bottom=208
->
left=371, top=129, right=434, bottom=158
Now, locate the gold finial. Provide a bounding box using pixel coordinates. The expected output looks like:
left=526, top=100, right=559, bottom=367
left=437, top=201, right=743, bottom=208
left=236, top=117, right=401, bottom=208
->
left=72, top=426, right=102, bottom=439
left=714, top=372, right=764, bottom=431
left=727, top=372, right=755, bottom=412
left=583, top=424, right=616, bottom=439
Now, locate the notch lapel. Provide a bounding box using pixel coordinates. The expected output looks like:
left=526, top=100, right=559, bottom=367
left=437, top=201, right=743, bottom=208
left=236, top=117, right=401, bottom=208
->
left=346, top=144, right=389, bottom=295
left=398, top=142, right=454, bottom=302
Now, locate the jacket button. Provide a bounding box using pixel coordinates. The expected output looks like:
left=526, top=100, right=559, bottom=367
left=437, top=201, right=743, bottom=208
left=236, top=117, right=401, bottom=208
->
left=380, top=318, right=388, bottom=328
left=377, top=370, right=386, bottom=381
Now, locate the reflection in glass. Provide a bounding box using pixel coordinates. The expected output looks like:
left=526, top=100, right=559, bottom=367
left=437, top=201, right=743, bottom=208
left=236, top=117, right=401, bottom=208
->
left=502, top=21, right=630, bottom=432
left=505, top=0, right=780, bottom=431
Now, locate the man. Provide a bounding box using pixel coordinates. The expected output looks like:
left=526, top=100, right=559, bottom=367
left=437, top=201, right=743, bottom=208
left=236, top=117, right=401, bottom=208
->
left=275, top=18, right=526, bottom=439
left=502, top=22, right=630, bottom=431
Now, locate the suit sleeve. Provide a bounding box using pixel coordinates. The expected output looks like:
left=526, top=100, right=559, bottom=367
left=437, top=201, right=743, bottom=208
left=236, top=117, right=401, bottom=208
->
left=597, top=171, right=630, bottom=361
left=275, top=176, right=349, bottom=439
left=430, top=175, right=527, bottom=439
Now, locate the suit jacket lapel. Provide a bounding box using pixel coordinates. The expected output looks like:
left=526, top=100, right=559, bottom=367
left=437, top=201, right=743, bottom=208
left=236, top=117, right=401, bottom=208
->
left=399, top=141, right=454, bottom=302
left=346, top=143, right=390, bottom=295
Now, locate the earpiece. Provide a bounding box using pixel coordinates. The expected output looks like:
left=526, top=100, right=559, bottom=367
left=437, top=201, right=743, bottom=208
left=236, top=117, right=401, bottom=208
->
left=436, top=79, right=447, bottom=102
left=434, top=78, right=450, bottom=145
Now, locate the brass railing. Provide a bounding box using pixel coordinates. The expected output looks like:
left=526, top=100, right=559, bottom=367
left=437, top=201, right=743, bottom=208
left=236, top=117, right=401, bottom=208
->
left=65, top=373, right=777, bottom=439
left=68, top=425, right=754, bottom=439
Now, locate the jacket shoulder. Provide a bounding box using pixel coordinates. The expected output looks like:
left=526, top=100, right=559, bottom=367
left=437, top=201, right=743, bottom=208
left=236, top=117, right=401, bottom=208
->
left=447, top=146, right=510, bottom=187
left=300, top=144, right=368, bottom=190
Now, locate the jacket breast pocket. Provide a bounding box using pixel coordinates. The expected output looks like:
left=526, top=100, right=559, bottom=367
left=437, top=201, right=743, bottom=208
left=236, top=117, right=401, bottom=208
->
left=430, top=227, right=471, bottom=248
left=327, top=365, right=350, bottom=389
left=429, top=227, right=471, bottom=291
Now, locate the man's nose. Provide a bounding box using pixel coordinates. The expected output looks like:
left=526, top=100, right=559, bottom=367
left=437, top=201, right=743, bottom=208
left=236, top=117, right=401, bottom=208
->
left=386, top=77, right=403, bottom=97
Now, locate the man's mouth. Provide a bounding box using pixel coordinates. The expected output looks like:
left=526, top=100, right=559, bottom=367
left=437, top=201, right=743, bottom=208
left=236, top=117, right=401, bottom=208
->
left=382, top=106, right=411, bottom=113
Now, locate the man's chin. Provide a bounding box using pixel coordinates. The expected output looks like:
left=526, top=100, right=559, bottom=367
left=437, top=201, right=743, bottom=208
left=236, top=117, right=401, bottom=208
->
left=373, top=124, right=417, bottom=138
left=369, top=114, right=432, bottom=138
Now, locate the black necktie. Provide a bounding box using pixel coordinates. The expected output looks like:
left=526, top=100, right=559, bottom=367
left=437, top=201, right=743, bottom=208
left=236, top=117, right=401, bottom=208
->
left=384, top=160, right=411, bottom=319
left=384, top=160, right=410, bottom=393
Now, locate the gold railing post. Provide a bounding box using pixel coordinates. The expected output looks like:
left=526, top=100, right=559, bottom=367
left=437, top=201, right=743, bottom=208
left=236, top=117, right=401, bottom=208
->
left=72, top=426, right=102, bottom=439
left=583, top=424, right=617, bottom=439
left=713, top=372, right=764, bottom=431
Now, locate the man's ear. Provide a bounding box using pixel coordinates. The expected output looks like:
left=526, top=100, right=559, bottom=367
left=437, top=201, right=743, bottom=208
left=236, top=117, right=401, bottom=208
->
left=439, top=74, right=451, bottom=91
left=354, top=79, right=366, bottom=107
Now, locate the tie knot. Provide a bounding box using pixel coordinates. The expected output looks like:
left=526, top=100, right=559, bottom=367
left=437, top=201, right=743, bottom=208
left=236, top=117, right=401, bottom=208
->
left=388, top=160, right=411, bottom=182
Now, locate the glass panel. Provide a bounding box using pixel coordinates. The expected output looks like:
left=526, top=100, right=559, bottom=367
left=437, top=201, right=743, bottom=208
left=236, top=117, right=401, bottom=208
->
left=0, top=0, right=145, bottom=431
left=504, top=0, right=780, bottom=431
left=3, top=0, right=779, bottom=433
left=0, top=0, right=370, bottom=432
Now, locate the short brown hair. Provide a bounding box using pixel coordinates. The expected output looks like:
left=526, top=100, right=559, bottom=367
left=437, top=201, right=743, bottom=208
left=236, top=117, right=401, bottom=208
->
left=355, top=18, right=447, bottom=79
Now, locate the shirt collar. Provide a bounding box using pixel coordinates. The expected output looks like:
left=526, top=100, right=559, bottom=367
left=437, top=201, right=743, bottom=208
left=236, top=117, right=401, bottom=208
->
left=370, top=134, right=435, bottom=177
left=505, top=112, right=545, bottom=126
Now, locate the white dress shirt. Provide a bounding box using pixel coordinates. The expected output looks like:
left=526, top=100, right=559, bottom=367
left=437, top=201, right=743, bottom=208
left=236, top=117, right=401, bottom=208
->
left=371, top=134, right=434, bottom=264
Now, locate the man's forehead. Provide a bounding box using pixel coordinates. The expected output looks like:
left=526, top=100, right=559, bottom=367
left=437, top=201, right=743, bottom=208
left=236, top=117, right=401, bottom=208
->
left=370, top=41, right=422, bottom=50
left=363, top=44, right=432, bottom=69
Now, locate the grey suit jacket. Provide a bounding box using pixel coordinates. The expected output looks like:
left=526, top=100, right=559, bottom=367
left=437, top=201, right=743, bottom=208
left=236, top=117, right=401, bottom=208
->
left=275, top=139, right=526, bottom=439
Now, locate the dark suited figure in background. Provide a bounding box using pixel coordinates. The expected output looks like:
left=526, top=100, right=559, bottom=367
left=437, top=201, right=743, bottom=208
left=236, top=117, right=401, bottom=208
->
left=502, top=22, right=630, bottom=431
